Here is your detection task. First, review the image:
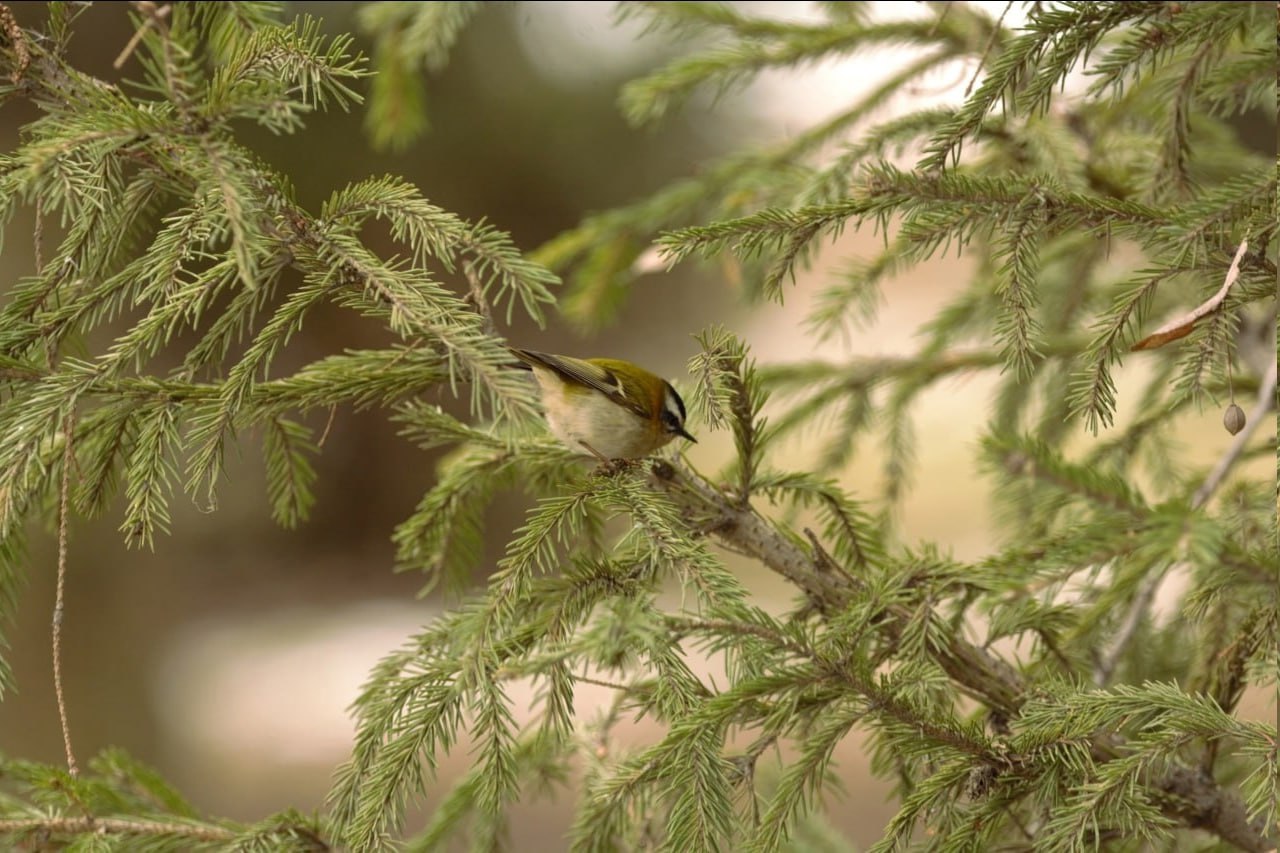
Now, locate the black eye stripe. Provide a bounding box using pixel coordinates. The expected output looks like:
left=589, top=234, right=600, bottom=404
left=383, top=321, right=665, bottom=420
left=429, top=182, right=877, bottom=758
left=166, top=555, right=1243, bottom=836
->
left=660, top=385, right=687, bottom=434
left=663, top=382, right=687, bottom=420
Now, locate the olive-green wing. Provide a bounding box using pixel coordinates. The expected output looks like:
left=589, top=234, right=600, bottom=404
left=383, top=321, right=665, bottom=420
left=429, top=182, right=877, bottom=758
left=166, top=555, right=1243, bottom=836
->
left=509, top=348, right=635, bottom=410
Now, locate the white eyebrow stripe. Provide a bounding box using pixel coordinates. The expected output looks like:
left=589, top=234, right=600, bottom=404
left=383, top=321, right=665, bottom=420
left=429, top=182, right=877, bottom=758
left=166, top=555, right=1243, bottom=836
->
left=662, top=394, right=683, bottom=422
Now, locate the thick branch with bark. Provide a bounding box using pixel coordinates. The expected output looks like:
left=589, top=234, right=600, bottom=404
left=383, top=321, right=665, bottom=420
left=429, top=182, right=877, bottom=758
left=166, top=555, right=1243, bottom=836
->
left=646, top=458, right=1276, bottom=852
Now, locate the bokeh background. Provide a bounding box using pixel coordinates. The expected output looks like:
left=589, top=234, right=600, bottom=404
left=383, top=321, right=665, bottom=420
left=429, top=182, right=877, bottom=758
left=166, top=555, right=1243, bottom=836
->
left=0, top=2, right=1271, bottom=848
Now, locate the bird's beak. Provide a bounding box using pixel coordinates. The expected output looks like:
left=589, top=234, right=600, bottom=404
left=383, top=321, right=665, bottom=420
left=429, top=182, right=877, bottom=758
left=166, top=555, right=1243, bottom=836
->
left=677, top=427, right=697, bottom=443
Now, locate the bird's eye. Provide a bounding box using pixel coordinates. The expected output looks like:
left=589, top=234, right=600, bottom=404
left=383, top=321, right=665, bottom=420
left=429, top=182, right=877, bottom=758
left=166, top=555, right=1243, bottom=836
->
left=661, top=411, right=682, bottom=433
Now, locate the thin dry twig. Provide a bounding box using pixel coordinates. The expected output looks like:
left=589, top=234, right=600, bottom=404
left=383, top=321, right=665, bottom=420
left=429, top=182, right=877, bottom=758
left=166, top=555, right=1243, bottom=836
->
left=1192, top=357, right=1277, bottom=508
left=113, top=1, right=171, bottom=70
left=1091, top=566, right=1166, bottom=688
left=925, top=1, right=954, bottom=39
left=1132, top=238, right=1248, bottom=351
left=317, top=404, right=338, bottom=448
left=965, top=1, right=1014, bottom=96
left=32, top=195, right=43, bottom=273
left=52, top=411, right=77, bottom=777
left=570, top=673, right=632, bottom=692
left=588, top=685, right=628, bottom=762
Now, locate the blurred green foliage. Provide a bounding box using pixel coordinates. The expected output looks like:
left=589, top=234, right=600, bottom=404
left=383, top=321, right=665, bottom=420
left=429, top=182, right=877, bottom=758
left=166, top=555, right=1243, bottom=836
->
left=0, top=2, right=1274, bottom=852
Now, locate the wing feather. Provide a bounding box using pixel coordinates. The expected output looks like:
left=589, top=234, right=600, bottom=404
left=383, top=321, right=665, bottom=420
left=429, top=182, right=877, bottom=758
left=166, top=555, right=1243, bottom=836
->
left=509, top=349, right=641, bottom=413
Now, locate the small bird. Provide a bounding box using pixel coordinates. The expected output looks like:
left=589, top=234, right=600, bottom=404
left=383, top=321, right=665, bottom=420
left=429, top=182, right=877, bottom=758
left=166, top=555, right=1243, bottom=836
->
left=509, top=348, right=696, bottom=461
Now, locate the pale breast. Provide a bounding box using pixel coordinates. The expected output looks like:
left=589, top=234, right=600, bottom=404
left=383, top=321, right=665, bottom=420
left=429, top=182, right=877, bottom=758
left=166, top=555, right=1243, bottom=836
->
left=531, top=367, right=670, bottom=459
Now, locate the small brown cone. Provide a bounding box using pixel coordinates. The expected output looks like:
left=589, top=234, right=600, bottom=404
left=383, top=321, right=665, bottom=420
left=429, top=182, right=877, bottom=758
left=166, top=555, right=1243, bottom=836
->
left=1222, top=403, right=1245, bottom=435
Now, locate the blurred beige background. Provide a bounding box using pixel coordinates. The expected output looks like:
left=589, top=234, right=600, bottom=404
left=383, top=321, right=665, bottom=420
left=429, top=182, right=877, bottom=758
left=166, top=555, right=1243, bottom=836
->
left=0, top=2, right=1271, bottom=849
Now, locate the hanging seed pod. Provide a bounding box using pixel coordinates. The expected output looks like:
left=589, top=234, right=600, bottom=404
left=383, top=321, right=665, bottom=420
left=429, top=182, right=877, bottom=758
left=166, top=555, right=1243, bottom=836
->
left=1222, top=403, right=1245, bottom=435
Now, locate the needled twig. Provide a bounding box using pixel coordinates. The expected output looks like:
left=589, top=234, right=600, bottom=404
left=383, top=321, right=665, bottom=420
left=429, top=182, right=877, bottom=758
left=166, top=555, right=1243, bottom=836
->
left=1095, top=356, right=1278, bottom=688
left=646, top=457, right=1275, bottom=852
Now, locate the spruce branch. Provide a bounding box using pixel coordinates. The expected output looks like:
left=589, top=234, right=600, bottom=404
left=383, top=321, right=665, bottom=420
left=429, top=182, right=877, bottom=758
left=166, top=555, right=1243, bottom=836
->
left=0, top=4, right=1272, bottom=850
left=0, top=815, right=332, bottom=851
left=645, top=459, right=1024, bottom=711
left=358, top=1, right=482, bottom=151
left=0, top=816, right=236, bottom=845
left=533, top=39, right=971, bottom=324
left=918, top=2, right=1168, bottom=171
left=619, top=16, right=964, bottom=128
left=664, top=615, right=997, bottom=762
left=281, top=195, right=542, bottom=422
left=658, top=167, right=1178, bottom=319
left=1096, top=357, right=1278, bottom=687
left=644, top=455, right=1272, bottom=850
left=689, top=327, right=767, bottom=503
left=1085, top=1, right=1263, bottom=103
left=1153, top=763, right=1274, bottom=853
left=0, top=747, right=335, bottom=850
left=405, top=735, right=570, bottom=852
left=1069, top=271, right=1170, bottom=433
left=1157, top=36, right=1221, bottom=199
